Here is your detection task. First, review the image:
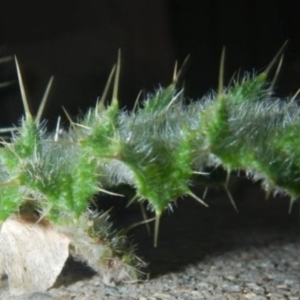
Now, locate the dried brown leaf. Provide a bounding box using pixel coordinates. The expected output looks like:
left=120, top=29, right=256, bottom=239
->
left=0, top=215, right=70, bottom=296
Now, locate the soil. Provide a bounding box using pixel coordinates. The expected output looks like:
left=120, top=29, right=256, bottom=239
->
left=1, top=182, right=300, bottom=300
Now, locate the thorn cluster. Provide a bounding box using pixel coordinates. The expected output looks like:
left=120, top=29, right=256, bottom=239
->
left=0, top=43, right=298, bottom=279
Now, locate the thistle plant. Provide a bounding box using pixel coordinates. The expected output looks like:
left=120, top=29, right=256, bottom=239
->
left=0, top=42, right=299, bottom=293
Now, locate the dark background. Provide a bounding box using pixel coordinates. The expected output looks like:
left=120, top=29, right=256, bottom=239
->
left=0, top=0, right=300, bottom=128
left=1, top=1, right=300, bottom=278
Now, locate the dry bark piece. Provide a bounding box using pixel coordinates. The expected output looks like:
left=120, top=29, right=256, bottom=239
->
left=0, top=215, right=70, bottom=296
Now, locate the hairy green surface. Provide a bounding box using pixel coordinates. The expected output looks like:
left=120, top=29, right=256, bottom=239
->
left=0, top=50, right=299, bottom=277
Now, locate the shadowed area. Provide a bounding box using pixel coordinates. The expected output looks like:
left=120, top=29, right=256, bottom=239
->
left=128, top=180, right=300, bottom=277
left=47, top=178, right=300, bottom=287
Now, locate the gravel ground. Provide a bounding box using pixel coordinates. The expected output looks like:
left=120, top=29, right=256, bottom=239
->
left=1, top=183, right=300, bottom=300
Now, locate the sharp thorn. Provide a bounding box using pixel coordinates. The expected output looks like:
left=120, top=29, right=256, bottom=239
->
left=289, top=87, right=300, bottom=104
left=228, top=71, right=236, bottom=86
left=188, top=191, right=209, bottom=207
left=0, top=127, right=19, bottom=134
left=35, top=76, right=54, bottom=125
left=62, top=106, right=84, bottom=139
left=139, top=202, right=151, bottom=235
left=62, top=106, right=75, bottom=127
left=54, top=116, right=61, bottom=142
left=223, top=184, right=238, bottom=213
left=126, top=194, right=139, bottom=208
left=98, top=207, right=114, bottom=219
left=120, top=217, right=155, bottom=236
left=98, top=186, right=124, bottom=197
left=132, top=90, right=142, bottom=113
left=154, top=210, right=162, bottom=248
left=72, top=123, right=91, bottom=130
left=264, top=40, right=289, bottom=76
left=270, top=55, right=284, bottom=92
left=165, top=89, right=184, bottom=110
left=14, top=56, right=32, bottom=119
left=193, top=171, right=210, bottom=176
left=225, top=171, right=230, bottom=187
left=0, top=140, right=11, bottom=146
left=34, top=213, right=46, bottom=225
left=0, top=80, right=15, bottom=89
left=172, top=61, right=178, bottom=83
left=236, top=68, right=242, bottom=83
left=265, top=189, right=271, bottom=200
left=218, top=47, right=226, bottom=98
left=97, top=64, right=116, bottom=111
left=0, top=56, right=13, bottom=64
left=288, top=197, right=295, bottom=214
left=112, top=49, right=121, bottom=106
left=202, top=187, right=208, bottom=199
left=173, top=55, right=190, bottom=85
